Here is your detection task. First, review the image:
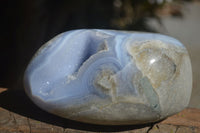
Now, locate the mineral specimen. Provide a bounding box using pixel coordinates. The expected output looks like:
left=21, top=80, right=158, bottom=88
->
left=24, top=29, right=192, bottom=125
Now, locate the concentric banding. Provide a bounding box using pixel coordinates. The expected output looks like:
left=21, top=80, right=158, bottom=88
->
left=82, top=55, right=122, bottom=97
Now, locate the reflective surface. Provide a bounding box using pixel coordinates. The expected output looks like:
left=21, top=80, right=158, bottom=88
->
left=24, top=29, right=192, bottom=125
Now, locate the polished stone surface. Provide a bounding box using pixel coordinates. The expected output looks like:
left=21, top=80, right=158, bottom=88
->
left=24, top=29, right=192, bottom=125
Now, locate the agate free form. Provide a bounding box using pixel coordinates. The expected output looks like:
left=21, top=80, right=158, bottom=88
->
left=24, top=29, right=192, bottom=125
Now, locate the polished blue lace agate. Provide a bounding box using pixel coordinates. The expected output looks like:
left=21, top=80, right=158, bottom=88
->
left=24, top=29, right=192, bottom=125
